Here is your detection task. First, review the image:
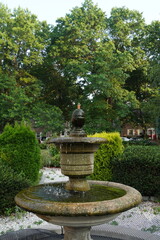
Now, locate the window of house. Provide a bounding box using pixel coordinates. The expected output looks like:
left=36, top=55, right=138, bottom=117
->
left=138, top=129, right=143, bottom=135
left=147, top=130, right=152, bottom=136
left=127, top=129, right=134, bottom=135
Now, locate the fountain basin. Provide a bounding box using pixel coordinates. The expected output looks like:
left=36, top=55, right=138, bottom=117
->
left=14, top=105, right=142, bottom=240
left=15, top=180, right=142, bottom=217
left=15, top=179, right=142, bottom=240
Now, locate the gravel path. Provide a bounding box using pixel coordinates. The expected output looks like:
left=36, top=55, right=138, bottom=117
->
left=0, top=168, right=160, bottom=237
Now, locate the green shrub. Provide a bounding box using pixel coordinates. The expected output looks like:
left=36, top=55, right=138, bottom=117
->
left=0, top=122, right=41, bottom=184
left=48, top=144, right=60, bottom=167
left=49, top=144, right=59, bottom=157
left=124, top=139, right=159, bottom=146
left=112, top=145, right=160, bottom=196
left=0, top=159, right=31, bottom=215
left=40, top=145, right=60, bottom=168
left=39, top=142, right=47, bottom=149
left=51, top=153, right=60, bottom=167
left=89, top=132, right=123, bottom=181
left=40, top=149, right=53, bottom=167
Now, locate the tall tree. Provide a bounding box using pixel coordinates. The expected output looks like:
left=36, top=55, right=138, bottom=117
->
left=45, top=1, right=148, bottom=131
left=0, top=73, right=32, bottom=130
left=145, top=21, right=160, bottom=88
left=0, top=4, right=50, bottom=79
left=41, top=0, right=109, bottom=119
left=0, top=4, right=64, bottom=132
left=0, top=72, right=64, bottom=132
left=141, top=21, right=160, bottom=135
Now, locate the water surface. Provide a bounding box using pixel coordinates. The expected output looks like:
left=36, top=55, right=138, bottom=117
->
left=32, top=183, right=126, bottom=203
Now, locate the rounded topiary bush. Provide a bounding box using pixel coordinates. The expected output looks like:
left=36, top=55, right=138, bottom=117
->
left=0, top=159, right=31, bottom=215
left=0, top=122, right=41, bottom=184
left=112, top=145, right=160, bottom=196
left=89, top=132, right=123, bottom=181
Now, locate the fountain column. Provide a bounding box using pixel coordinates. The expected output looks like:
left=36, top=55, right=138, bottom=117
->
left=64, top=226, right=92, bottom=240
left=55, top=103, right=100, bottom=192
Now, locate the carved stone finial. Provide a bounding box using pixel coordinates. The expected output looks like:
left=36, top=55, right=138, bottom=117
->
left=69, top=104, right=87, bottom=137
left=77, top=103, right=81, bottom=109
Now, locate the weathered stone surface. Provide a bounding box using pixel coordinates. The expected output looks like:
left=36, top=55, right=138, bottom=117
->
left=65, top=178, right=90, bottom=191
left=61, top=153, right=94, bottom=176
left=61, top=153, right=94, bottom=165
left=49, top=137, right=107, bottom=153
left=49, top=136, right=107, bottom=191
left=64, top=226, right=92, bottom=240
left=15, top=181, right=142, bottom=217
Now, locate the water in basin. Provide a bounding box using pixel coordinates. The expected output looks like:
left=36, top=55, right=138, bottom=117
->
left=31, top=183, right=126, bottom=202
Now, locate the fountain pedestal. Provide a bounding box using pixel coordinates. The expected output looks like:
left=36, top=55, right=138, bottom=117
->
left=64, top=226, right=92, bottom=240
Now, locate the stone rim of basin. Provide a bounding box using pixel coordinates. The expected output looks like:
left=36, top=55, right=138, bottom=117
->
left=48, top=136, right=107, bottom=144
left=15, top=180, right=142, bottom=217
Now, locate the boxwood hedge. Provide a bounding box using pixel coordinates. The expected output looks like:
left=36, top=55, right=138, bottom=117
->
left=0, top=122, right=40, bottom=184
left=112, top=145, right=160, bottom=196
left=0, top=159, right=31, bottom=215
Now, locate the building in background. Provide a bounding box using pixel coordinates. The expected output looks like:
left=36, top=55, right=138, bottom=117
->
left=121, top=123, right=156, bottom=140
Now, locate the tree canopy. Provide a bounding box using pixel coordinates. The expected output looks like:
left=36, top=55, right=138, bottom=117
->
left=0, top=0, right=159, bottom=135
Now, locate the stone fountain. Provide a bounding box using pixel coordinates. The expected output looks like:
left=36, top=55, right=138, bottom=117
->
left=15, top=104, right=142, bottom=240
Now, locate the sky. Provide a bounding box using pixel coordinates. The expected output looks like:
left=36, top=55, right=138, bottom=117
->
left=1, top=0, right=160, bottom=25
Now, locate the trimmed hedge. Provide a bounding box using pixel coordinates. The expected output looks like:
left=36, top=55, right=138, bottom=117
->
left=0, top=122, right=41, bottom=184
left=112, top=145, right=160, bottom=196
left=123, top=139, right=159, bottom=146
left=0, top=159, right=31, bottom=215
left=89, top=132, right=123, bottom=181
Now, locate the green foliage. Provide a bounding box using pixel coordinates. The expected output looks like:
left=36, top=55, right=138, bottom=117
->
left=0, top=4, right=62, bottom=132
left=31, top=102, right=64, bottom=133
left=40, top=149, right=52, bottom=167
left=112, top=145, right=160, bottom=196
left=0, top=73, right=34, bottom=130
left=124, top=139, right=159, bottom=146
left=89, top=132, right=123, bottom=181
left=48, top=144, right=60, bottom=167
left=0, top=122, right=41, bottom=183
left=107, top=7, right=145, bottom=54
left=49, top=144, right=59, bottom=157
left=0, top=159, right=31, bottom=215
left=40, top=145, right=60, bottom=168
left=124, top=69, right=149, bottom=102
left=0, top=1, right=159, bottom=134
left=47, top=1, right=147, bottom=129
left=142, top=225, right=160, bottom=234
left=0, top=72, right=64, bottom=133
left=0, top=3, right=48, bottom=74
left=51, top=154, right=61, bottom=168
left=144, top=21, right=160, bottom=62
left=39, top=142, right=47, bottom=149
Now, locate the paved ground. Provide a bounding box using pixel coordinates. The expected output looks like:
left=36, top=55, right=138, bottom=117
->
left=0, top=227, right=160, bottom=240
left=0, top=229, right=122, bottom=240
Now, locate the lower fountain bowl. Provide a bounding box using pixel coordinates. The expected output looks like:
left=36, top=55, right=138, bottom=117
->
left=36, top=213, right=120, bottom=227
left=15, top=180, right=142, bottom=218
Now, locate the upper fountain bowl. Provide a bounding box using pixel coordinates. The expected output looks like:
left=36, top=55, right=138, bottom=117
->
left=48, top=136, right=107, bottom=191
left=48, top=136, right=107, bottom=152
